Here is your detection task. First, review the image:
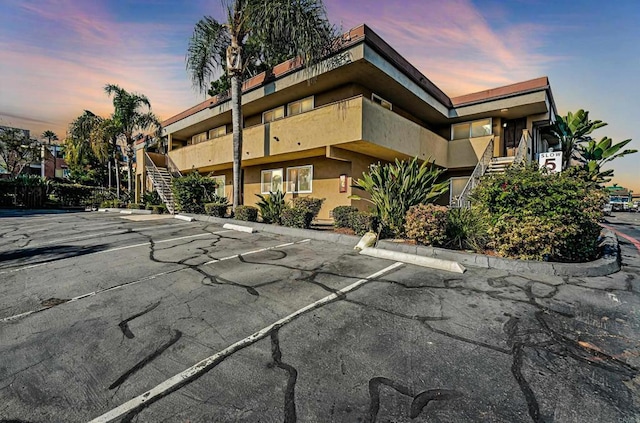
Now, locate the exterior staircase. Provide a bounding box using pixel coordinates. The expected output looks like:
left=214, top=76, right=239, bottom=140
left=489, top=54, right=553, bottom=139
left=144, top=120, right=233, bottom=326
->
left=144, top=152, right=179, bottom=214
left=486, top=156, right=516, bottom=174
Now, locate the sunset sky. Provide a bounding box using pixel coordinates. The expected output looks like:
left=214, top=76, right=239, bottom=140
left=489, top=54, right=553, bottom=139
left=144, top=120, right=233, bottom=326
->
left=0, top=0, right=638, bottom=191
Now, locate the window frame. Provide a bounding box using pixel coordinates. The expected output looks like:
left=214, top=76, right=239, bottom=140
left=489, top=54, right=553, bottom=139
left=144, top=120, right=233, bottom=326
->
left=286, top=165, right=313, bottom=194
left=191, top=132, right=207, bottom=145
left=450, top=118, right=493, bottom=140
left=372, top=93, right=392, bottom=111
left=287, top=96, right=314, bottom=117
left=262, top=106, right=285, bottom=124
left=260, top=168, right=284, bottom=194
left=208, top=125, right=227, bottom=139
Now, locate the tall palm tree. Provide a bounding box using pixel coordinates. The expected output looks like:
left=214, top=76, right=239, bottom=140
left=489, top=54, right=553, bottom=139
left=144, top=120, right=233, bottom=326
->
left=41, top=130, right=59, bottom=177
left=90, top=117, right=123, bottom=197
left=186, top=0, right=336, bottom=211
left=104, top=84, right=159, bottom=194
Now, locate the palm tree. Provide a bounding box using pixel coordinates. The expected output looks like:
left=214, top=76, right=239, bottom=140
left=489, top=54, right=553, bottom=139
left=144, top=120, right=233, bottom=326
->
left=186, top=0, right=336, bottom=211
left=90, top=117, right=123, bottom=197
left=104, top=84, right=159, bottom=194
left=65, top=110, right=104, bottom=184
left=42, top=130, right=59, bottom=177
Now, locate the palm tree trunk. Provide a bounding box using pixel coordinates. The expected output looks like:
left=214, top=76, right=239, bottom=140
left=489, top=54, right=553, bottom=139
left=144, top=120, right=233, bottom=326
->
left=127, top=143, right=133, bottom=196
left=231, top=71, right=243, bottom=211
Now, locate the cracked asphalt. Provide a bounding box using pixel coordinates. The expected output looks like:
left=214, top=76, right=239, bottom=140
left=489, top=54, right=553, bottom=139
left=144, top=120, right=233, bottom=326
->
left=0, top=210, right=639, bottom=423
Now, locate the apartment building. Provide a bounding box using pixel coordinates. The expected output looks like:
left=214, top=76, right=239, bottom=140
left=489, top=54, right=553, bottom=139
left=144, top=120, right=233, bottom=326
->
left=138, top=24, right=557, bottom=220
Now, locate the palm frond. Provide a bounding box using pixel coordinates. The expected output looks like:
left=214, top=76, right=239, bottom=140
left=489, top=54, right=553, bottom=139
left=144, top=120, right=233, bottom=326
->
left=186, top=16, right=230, bottom=94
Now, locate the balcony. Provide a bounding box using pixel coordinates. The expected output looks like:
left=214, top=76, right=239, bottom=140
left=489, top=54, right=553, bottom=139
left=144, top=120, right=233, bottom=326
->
left=167, top=95, right=464, bottom=172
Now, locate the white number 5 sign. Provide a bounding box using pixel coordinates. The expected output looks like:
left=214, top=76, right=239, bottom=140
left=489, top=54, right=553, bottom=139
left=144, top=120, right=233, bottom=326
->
left=538, top=152, right=562, bottom=173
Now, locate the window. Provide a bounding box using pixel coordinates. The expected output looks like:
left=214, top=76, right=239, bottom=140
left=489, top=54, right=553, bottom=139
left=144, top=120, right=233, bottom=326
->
left=287, top=165, right=313, bottom=194
left=208, top=126, right=227, bottom=139
left=211, top=175, right=226, bottom=198
left=372, top=93, right=392, bottom=110
left=288, top=96, right=314, bottom=116
left=191, top=132, right=207, bottom=144
left=451, top=118, right=492, bottom=140
left=261, top=168, right=284, bottom=193
left=262, top=106, right=285, bottom=123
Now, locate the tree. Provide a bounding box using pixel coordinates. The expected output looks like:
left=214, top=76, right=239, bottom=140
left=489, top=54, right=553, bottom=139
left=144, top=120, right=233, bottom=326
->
left=0, top=127, right=41, bottom=177
left=65, top=110, right=105, bottom=185
left=186, top=0, right=336, bottom=211
left=546, top=109, right=607, bottom=170
left=90, top=117, right=123, bottom=197
left=577, top=136, right=637, bottom=186
left=104, top=84, right=159, bottom=194
left=42, top=130, right=59, bottom=177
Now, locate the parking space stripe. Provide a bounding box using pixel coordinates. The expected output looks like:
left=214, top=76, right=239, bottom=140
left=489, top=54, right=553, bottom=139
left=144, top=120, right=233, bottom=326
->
left=0, top=237, right=312, bottom=323
left=204, top=239, right=311, bottom=264
left=87, top=261, right=403, bottom=423
left=18, top=223, right=191, bottom=248
left=0, top=230, right=234, bottom=275
left=1, top=269, right=182, bottom=323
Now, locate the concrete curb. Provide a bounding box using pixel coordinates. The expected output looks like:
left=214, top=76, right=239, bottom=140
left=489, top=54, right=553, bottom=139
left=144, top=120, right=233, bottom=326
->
left=376, top=229, right=620, bottom=277
left=97, top=208, right=152, bottom=215
left=96, top=210, right=619, bottom=277
left=181, top=213, right=362, bottom=248
left=223, top=223, right=256, bottom=234
left=174, top=214, right=195, bottom=222
left=360, top=247, right=465, bottom=274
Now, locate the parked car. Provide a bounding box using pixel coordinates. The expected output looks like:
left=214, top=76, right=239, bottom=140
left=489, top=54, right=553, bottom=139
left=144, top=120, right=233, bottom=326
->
left=603, top=203, right=612, bottom=216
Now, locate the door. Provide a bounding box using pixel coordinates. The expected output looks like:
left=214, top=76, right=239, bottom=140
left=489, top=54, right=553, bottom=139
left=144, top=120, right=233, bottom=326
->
left=503, top=118, right=527, bottom=156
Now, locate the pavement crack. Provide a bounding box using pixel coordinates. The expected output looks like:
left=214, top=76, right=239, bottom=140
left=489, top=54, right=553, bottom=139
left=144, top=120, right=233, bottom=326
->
left=270, top=329, right=298, bottom=423
left=366, top=377, right=462, bottom=422
left=118, top=301, right=161, bottom=339
left=109, top=329, right=182, bottom=390
left=511, top=342, right=542, bottom=423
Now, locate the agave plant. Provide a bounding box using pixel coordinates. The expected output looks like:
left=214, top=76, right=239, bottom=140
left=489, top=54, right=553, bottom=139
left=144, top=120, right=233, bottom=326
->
left=255, top=190, right=287, bottom=224
left=350, top=157, right=449, bottom=237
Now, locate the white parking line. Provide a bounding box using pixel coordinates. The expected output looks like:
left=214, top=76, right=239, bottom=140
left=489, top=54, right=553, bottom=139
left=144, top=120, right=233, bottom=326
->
left=204, top=239, right=310, bottom=264
left=0, top=230, right=234, bottom=275
left=1, top=268, right=182, bottom=323
left=21, top=222, right=192, bottom=248
left=0, top=237, right=311, bottom=323
left=87, top=261, right=403, bottom=423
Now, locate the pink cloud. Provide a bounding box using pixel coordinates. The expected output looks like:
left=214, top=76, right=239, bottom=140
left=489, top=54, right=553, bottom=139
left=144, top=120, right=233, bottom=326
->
left=326, top=0, right=560, bottom=97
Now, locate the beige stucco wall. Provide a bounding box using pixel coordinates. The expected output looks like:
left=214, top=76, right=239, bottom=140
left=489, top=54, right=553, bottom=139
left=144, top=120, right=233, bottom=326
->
left=243, top=156, right=352, bottom=221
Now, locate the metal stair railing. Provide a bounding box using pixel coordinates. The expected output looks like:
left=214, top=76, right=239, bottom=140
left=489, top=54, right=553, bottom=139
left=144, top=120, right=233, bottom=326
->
left=165, top=154, right=182, bottom=178
left=514, top=130, right=532, bottom=165
left=451, top=137, right=494, bottom=209
left=144, top=152, right=176, bottom=214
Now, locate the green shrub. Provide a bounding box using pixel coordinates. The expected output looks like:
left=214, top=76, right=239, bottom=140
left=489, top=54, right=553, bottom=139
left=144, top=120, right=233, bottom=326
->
left=291, top=197, right=324, bottom=220
left=127, top=203, right=145, bottom=210
left=281, top=207, right=314, bottom=228
left=332, top=206, right=358, bottom=228
left=472, top=164, right=606, bottom=262
left=204, top=199, right=229, bottom=217
left=256, top=191, right=287, bottom=224
left=100, top=199, right=121, bottom=208
left=235, top=205, right=258, bottom=222
left=445, top=207, right=489, bottom=252
left=171, top=172, right=218, bottom=214
left=351, top=211, right=379, bottom=236
left=142, top=190, right=162, bottom=206
left=152, top=204, right=167, bottom=214
left=49, top=182, right=95, bottom=207
left=404, top=204, right=448, bottom=246
left=351, top=157, right=449, bottom=237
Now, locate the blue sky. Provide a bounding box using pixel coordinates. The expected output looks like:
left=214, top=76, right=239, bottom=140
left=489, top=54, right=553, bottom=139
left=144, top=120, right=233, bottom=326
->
left=0, top=0, right=638, bottom=190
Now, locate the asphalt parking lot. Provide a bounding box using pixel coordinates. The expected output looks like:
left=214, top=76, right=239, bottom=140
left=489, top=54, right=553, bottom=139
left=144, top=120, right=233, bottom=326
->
left=0, top=211, right=639, bottom=422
